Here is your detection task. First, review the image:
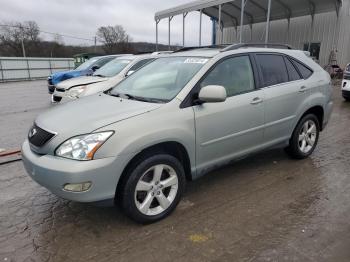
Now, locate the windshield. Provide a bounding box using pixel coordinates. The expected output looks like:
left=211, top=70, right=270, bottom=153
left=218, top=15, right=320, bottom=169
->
left=93, top=58, right=131, bottom=77
left=75, top=57, right=100, bottom=70
left=110, top=57, right=208, bottom=102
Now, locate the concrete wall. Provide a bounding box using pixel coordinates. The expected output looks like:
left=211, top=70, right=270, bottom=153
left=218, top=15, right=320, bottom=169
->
left=0, top=57, right=75, bottom=82
left=219, top=0, right=350, bottom=67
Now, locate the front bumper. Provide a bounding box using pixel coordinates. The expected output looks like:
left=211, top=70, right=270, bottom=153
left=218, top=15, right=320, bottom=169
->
left=21, top=140, right=131, bottom=203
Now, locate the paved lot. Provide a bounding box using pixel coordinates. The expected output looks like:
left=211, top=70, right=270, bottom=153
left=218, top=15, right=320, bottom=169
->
left=0, top=80, right=350, bottom=262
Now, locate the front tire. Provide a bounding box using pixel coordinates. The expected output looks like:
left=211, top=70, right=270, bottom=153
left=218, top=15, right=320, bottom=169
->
left=119, top=154, right=186, bottom=224
left=285, top=114, right=320, bottom=159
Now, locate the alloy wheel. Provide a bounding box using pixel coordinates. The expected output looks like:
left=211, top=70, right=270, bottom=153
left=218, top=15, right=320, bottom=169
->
left=134, top=164, right=179, bottom=216
left=298, top=120, right=317, bottom=154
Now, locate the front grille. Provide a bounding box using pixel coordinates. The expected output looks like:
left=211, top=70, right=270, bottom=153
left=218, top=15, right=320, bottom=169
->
left=56, top=88, right=65, bottom=92
left=28, top=124, right=55, bottom=147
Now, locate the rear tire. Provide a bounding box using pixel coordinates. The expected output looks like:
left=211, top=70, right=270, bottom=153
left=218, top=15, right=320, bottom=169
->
left=119, top=154, right=186, bottom=224
left=285, top=114, right=320, bottom=159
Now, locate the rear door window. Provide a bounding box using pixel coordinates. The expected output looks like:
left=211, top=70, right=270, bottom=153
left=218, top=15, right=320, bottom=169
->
left=284, top=57, right=302, bottom=81
left=291, top=59, right=313, bottom=79
left=256, top=54, right=288, bottom=87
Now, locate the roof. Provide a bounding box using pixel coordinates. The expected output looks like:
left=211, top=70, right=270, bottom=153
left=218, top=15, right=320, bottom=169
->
left=155, top=0, right=342, bottom=26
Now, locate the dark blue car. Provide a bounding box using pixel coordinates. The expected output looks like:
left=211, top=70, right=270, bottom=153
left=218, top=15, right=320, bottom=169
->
left=47, top=55, right=119, bottom=94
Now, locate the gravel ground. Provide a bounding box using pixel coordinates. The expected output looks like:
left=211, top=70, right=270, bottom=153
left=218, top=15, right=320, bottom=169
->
left=0, top=80, right=349, bottom=262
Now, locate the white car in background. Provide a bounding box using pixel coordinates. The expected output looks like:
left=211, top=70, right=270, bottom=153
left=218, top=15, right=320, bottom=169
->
left=52, top=54, right=157, bottom=103
left=341, top=63, right=350, bottom=101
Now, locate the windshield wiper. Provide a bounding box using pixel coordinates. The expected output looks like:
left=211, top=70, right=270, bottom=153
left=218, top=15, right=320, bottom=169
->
left=123, top=93, right=167, bottom=103
left=109, top=91, right=165, bottom=103
left=108, top=90, right=166, bottom=103
left=94, top=74, right=106, bottom=77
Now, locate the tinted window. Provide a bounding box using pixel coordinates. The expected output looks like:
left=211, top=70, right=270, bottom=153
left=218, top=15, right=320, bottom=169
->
left=292, top=59, right=313, bottom=79
left=127, top=58, right=155, bottom=74
left=284, top=57, right=302, bottom=81
left=256, top=54, right=288, bottom=87
left=200, top=56, right=255, bottom=97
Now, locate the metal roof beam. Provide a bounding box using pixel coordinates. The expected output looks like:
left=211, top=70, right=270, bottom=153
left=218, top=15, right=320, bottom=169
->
left=274, top=0, right=292, bottom=19
left=308, top=0, right=316, bottom=17
left=209, top=6, right=239, bottom=27
left=249, top=0, right=267, bottom=15
left=155, top=0, right=239, bottom=20
left=334, top=0, right=341, bottom=17
left=227, top=2, right=254, bottom=23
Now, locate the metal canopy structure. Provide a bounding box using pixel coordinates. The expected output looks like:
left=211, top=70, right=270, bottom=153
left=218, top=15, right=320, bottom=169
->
left=154, top=0, right=342, bottom=50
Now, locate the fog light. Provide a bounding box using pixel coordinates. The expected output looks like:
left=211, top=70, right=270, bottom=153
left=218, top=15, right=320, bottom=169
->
left=63, top=182, right=92, bottom=192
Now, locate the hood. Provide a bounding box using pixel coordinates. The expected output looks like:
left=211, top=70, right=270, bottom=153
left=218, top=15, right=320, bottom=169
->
left=50, top=69, right=91, bottom=85
left=35, top=93, right=162, bottom=137
left=56, top=76, right=109, bottom=90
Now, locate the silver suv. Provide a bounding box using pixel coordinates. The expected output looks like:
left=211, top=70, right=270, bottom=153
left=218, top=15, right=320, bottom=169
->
left=22, top=44, right=333, bottom=223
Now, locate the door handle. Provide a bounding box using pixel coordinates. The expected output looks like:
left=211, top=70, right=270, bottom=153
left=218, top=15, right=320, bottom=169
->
left=299, top=86, right=307, bottom=93
left=250, top=97, right=263, bottom=105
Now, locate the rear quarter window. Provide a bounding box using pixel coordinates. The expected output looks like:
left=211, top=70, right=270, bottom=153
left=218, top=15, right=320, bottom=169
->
left=284, top=57, right=302, bottom=81
left=291, top=58, right=313, bottom=79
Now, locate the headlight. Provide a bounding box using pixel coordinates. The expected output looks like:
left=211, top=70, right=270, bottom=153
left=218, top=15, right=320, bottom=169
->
left=55, top=131, right=113, bottom=160
left=68, top=85, right=86, bottom=98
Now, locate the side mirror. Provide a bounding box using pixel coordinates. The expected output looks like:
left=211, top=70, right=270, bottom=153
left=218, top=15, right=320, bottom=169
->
left=198, top=85, right=227, bottom=103
left=91, top=65, right=100, bottom=72
left=126, top=70, right=135, bottom=77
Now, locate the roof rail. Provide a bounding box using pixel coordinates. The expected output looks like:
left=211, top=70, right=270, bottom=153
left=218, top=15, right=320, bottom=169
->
left=174, top=45, right=229, bottom=53
left=221, top=43, right=293, bottom=52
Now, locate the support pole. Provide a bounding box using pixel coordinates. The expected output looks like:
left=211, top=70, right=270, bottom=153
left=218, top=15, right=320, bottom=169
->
left=265, top=0, right=272, bottom=44
left=183, top=13, right=187, bottom=47
left=308, top=16, right=314, bottom=51
left=21, top=38, right=26, bottom=58
left=94, top=36, right=97, bottom=52
left=239, top=0, right=245, bottom=43
left=168, top=17, right=172, bottom=50
left=286, top=18, right=290, bottom=43
left=250, top=24, right=253, bottom=41
left=218, top=4, right=222, bottom=44
left=211, top=18, right=217, bottom=45
left=199, top=9, right=203, bottom=46
left=155, top=19, right=159, bottom=51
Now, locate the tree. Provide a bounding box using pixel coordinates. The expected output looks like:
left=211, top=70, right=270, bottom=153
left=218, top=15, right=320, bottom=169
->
left=96, top=25, right=132, bottom=54
left=0, top=21, right=41, bottom=56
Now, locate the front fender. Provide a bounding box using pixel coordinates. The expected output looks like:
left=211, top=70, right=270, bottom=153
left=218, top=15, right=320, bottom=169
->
left=94, top=102, right=196, bottom=174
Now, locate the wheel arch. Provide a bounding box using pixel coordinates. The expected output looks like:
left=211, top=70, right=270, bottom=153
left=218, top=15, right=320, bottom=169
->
left=300, top=105, right=324, bottom=131
left=115, top=141, right=193, bottom=202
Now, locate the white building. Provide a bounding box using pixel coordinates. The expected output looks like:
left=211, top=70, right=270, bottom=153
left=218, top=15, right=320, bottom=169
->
left=155, top=0, right=348, bottom=67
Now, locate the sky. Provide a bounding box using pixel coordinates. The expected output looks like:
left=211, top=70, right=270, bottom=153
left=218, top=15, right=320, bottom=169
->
left=0, top=0, right=213, bottom=46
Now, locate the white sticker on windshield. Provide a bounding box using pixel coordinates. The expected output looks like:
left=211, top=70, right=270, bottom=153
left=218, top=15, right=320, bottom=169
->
left=184, top=58, right=208, bottom=64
